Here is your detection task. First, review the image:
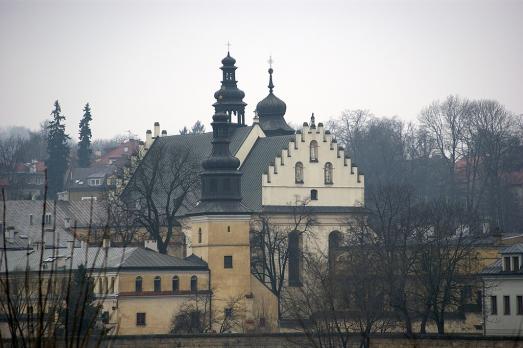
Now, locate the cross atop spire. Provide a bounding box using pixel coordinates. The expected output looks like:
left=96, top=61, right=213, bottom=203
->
left=226, top=41, right=232, bottom=53
left=268, top=55, right=274, bottom=69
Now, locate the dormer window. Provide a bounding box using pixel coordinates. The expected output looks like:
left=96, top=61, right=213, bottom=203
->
left=513, top=256, right=520, bottom=271
left=45, top=214, right=52, bottom=225
left=88, top=178, right=102, bottom=186
left=504, top=257, right=511, bottom=271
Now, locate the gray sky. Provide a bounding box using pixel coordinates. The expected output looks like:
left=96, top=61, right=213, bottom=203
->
left=1, top=0, right=522, bottom=140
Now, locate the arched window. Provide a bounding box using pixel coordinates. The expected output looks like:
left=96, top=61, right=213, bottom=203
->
left=198, top=228, right=202, bottom=244
left=310, top=141, right=318, bottom=162
left=172, top=276, right=179, bottom=292
left=135, top=276, right=143, bottom=293
left=154, top=276, right=161, bottom=292
left=288, top=231, right=302, bottom=287
left=324, top=162, right=333, bottom=184
left=295, top=162, right=304, bottom=183
left=191, top=275, right=198, bottom=293
left=311, top=189, right=318, bottom=200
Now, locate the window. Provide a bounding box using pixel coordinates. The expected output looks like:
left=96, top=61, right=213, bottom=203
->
left=491, top=296, right=498, bottom=315
left=45, top=214, right=52, bottom=225
left=172, top=276, right=179, bottom=292
left=224, top=256, right=233, bottom=269
left=153, top=276, right=161, bottom=292
left=295, top=162, right=304, bottom=183
left=504, top=296, right=510, bottom=315
left=135, top=276, right=143, bottom=293
left=224, top=307, right=233, bottom=319
left=227, top=225, right=231, bottom=232
left=101, top=311, right=109, bottom=324
left=136, top=312, right=146, bottom=326
left=504, top=257, right=511, bottom=271
left=310, top=189, right=318, bottom=200
left=110, top=277, right=115, bottom=293
left=288, top=231, right=302, bottom=287
left=259, top=317, right=266, bottom=328
left=513, top=256, right=520, bottom=271
left=29, top=214, right=33, bottom=225
left=191, top=276, right=198, bottom=293
left=324, top=162, right=333, bottom=184
left=198, top=228, right=202, bottom=244
left=310, top=141, right=318, bottom=162
left=518, top=296, right=523, bottom=315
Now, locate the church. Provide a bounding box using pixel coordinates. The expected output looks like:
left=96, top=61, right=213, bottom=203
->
left=128, top=51, right=366, bottom=332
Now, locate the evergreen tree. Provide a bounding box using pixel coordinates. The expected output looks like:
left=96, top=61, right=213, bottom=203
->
left=179, top=126, right=189, bottom=135
left=190, top=120, right=205, bottom=134
left=59, top=264, right=101, bottom=336
left=77, top=103, right=93, bottom=167
left=46, top=100, right=70, bottom=198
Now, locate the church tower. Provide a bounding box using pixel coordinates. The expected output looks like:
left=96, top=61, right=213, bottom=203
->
left=213, top=51, right=247, bottom=126
left=255, top=62, right=295, bottom=136
left=188, top=53, right=278, bottom=332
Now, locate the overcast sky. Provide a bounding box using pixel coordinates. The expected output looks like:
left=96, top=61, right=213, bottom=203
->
left=0, top=0, right=522, bottom=140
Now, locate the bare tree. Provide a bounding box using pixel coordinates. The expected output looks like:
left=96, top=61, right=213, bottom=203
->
left=413, top=199, right=478, bottom=334
left=122, top=141, right=200, bottom=254
left=250, top=198, right=315, bottom=319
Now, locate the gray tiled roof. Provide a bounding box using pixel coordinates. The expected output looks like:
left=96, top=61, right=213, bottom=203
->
left=0, top=200, right=108, bottom=248
left=500, top=244, right=523, bottom=254
left=67, top=165, right=116, bottom=190
left=240, top=134, right=295, bottom=211
left=1, top=246, right=208, bottom=273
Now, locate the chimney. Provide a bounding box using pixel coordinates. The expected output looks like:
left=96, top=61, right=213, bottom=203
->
left=44, top=229, right=55, bottom=247
left=102, top=238, right=111, bottom=249
left=145, top=130, right=153, bottom=150
left=161, top=130, right=167, bottom=137
left=67, top=240, right=75, bottom=255
left=6, top=227, right=14, bottom=240
left=154, top=122, right=160, bottom=138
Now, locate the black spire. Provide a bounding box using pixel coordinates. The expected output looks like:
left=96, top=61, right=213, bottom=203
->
left=213, top=51, right=247, bottom=126
left=191, top=54, right=249, bottom=216
left=255, top=63, right=294, bottom=136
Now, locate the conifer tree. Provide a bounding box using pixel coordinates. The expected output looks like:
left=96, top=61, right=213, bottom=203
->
left=77, top=103, right=92, bottom=167
left=190, top=120, right=206, bottom=134
left=46, top=100, right=70, bottom=198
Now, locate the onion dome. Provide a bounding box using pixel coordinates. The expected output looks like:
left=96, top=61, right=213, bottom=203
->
left=221, top=52, right=236, bottom=66
left=255, top=66, right=294, bottom=136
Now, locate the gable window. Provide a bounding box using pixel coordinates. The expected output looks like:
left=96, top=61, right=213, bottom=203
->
left=191, top=275, right=198, bottom=293
left=324, top=162, right=333, bottom=184
left=224, top=256, right=233, bottom=269
left=136, top=312, right=146, bottom=326
left=491, top=296, right=498, bottom=315
left=504, top=296, right=510, bottom=315
left=310, top=189, right=318, bottom=200
left=172, top=276, right=179, bottom=292
left=295, top=162, right=304, bottom=183
left=288, top=231, right=302, bottom=287
left=310, top=141, right=318, bottom=162
left=135, top=276, right=143, bottom=293
left=153, top=276, right=161, bottom=292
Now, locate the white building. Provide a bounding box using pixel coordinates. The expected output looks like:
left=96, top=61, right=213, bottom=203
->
left=482, top=244, right=523, bottom=336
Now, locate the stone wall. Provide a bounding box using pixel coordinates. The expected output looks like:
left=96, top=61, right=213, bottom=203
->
left=100, top=333, right=523, bottom=348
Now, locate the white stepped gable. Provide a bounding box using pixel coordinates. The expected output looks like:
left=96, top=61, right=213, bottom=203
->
left=262, top=117, right=364, bottom=207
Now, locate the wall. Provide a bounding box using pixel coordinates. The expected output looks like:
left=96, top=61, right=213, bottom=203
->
left=484, top=276, right=523, bottom=336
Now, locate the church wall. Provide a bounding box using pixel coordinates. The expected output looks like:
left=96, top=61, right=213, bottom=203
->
left=262, top=122, right=364, bottom=207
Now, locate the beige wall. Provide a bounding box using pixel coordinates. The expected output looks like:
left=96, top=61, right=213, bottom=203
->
left=262, top=122, right=364, bottom=207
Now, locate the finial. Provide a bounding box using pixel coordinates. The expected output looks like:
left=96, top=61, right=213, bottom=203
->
left=267, top=56, right=274, bottom=93
left=226, top=41, right=231, bottom=54
left=253, top=110, right=260, bottom=124
left=310, top=113, right=316, bottom=128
